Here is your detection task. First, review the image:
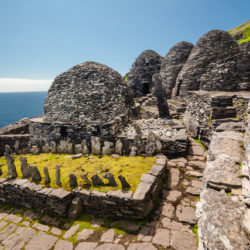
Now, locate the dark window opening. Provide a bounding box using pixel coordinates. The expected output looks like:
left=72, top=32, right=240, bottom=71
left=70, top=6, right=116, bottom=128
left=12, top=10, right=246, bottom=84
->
left=142, top=82, right=150, bottom=95
left=60, top=126, right=68, bottom=138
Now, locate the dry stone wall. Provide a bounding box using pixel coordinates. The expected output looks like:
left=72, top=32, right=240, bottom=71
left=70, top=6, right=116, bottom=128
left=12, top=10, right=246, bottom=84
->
left=0, top=155, right=167, bottom=220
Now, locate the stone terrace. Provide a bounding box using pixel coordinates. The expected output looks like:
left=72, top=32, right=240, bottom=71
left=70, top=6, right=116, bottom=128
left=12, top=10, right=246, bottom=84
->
left=0, top=138, right=206, bottom=250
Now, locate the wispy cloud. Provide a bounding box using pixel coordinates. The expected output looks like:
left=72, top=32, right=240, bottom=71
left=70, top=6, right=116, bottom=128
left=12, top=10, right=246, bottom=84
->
left=0, top=78, right=52, bottom=93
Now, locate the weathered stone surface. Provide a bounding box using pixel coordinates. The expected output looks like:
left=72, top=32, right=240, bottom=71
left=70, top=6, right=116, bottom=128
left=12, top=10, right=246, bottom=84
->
left=102, top=141, right=114, bottom=155
left=80, top=174, right=91, bottom=185
left=127, top=50, right=162, bottom=98
left=103, top=173, right=118, bottom=187
left=77, top=229, right=95, bottom=241
left=55, top=165, right=61, bottom=186
left=167, top=168, right=180, bottom=188
left=32, top=222, right=50, bottom=232
left=160, top=41, right=194, bottom=98
left=91, top=174, right=105, bottom=186
left=95, top=243, right=125, bottom=250
left=4, top=145, right=17, bottom=178
left=44, top=61, right=134, bottom=124
left=68, top=196, right=82, bottom=219
left=152, top=228, right=170, bottom=247
left=133, top=182, right=152, bottom=200
left=4, top=214, right=22, bottom=223
left=174, top=30, right=241, bottom=96
left=162, top=203, right=175, bottom=218
left=65, top=153, right=82, bottom=159
left=186, top=187, right=202, bottom=196
left=0, top=223, right=17, bottom=241
left=63, top=224, right=80, bottom=239
left=54, top=240, right=73, bottom=250
left=140, top=174, right=156, bottom=184
left=118, top=175, right=131, bottom=189
left=196, top=189, right=249, bottom=250
left=29, top=165, right=42, bottom=182
left=2, top=227, right=36, bottom=250
left=161, top=217, right=190, bottom=231
left=101, top=229, right=115, bottom=242
left=166, top=190, right=182, bottom=202
left=171, top=230, right=197, bottom=250
left=75, top=242, right=98, bottom=250
left=25, top=231, right=57, bottom=250
left=69, top=173, right=78, bottom=188
left=43, top=167, right=50, bottom=185
left=127, top=242, right=157, bottom=250
left=176, top=205, right=197, bottom=224
left=119, top=220, right=140, bottom=232
left=91, top=136, right=101, bottom=155
left=19, top=156, right=30, bottom=178
left=50, top=227, right=62, bottom=236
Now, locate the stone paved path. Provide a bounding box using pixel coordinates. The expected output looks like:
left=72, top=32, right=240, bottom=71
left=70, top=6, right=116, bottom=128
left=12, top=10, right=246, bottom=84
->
left=0, top=137, right=206, bottom=249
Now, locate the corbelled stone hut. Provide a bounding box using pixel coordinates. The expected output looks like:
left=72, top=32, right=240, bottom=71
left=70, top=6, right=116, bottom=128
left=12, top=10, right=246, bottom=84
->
left=29, top=62, right=138, bottom=154
left=173, top=30, right=241, bottom=96
left=160, top=41, right=194, bottom=98
left=127, top=50, right=162, bottom=97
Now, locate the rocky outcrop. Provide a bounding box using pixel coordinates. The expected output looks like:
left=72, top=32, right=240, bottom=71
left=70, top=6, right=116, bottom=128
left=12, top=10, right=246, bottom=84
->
left=160, top=41, right=194, bottom=98
left=127, top=50, right=162, bottom=97
left=44, top=61, right=135, bottom=124
left=173, top=30, right=241, bottom=96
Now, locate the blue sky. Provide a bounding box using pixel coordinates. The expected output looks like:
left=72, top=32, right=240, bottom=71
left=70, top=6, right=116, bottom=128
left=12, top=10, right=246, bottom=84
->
left=0, top=0, right=249, bottom=92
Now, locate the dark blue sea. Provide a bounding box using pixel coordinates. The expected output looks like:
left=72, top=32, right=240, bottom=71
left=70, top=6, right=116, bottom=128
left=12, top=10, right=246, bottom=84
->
left=0, top=92, right=47, bottom=128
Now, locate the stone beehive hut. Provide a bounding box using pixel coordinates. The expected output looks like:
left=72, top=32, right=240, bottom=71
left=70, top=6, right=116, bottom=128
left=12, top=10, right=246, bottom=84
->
left=173, top=30, right=241, bottom=96
left=160, top=41, right=194, bottom=98
left=127, top=50, right=162, bottom=97
left=44, top=61, right=134, bottom=124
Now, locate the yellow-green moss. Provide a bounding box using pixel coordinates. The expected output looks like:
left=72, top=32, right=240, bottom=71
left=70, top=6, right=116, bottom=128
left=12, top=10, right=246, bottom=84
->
left=0, top=153, right=155, bottom=193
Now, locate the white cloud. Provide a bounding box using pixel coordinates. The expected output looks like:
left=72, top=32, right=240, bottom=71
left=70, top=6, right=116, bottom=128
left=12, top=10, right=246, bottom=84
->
left=0, top=78, right=53, bottom=93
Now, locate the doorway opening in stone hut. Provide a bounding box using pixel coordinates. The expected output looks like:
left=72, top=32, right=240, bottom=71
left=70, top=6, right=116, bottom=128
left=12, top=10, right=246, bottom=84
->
left=60, top=126, right=68, bottom=139
left=176, top=80, right=182, bottom=96
left=142, top=81, right=150, bottom=95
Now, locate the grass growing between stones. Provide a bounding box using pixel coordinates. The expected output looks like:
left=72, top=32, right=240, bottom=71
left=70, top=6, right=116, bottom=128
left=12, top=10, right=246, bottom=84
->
left=192, top=224, right=199, bottom=246
left=0, top=153, right=155, bottom=193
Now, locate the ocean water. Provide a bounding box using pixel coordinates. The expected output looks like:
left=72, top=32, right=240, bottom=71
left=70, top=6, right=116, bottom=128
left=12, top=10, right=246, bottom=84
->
left=0, top=92, right=47, bottom=128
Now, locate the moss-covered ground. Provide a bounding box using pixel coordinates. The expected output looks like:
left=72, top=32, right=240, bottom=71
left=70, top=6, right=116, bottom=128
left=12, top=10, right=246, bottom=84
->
left=0, top=153, right=155, bottom=193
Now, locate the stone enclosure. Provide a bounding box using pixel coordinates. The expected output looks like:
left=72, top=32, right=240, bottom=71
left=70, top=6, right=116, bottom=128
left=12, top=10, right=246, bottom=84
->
left=0, top=26, right=249, bottom=249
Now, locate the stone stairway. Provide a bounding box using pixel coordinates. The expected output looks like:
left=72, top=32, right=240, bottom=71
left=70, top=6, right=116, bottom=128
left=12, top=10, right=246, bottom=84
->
left=167, top=98, right=186, bottom=119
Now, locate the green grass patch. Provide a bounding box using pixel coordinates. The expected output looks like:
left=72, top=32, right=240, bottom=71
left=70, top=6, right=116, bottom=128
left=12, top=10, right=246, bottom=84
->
left=192, top=224, right=199, bottom=246
left=0, top=153, right=155, bottom=193
left=195, top=139, right=207, bottom=151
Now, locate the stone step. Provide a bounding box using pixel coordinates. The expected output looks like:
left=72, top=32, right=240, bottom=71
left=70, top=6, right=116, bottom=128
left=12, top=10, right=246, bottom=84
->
left=211, top=106, right=236, bottom=119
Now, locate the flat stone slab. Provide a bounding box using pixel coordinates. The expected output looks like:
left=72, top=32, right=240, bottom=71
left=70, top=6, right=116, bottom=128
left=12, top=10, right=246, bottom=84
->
left=32, top=222, right=50, bottom=232
left=166, top=190, right=182, bottom=202
left=176, top=205, right=197, bottom=225
left=167, top=168, right=180, bottom=189
left=2, top=227, right=36, bottom=250
left=161, top=217, right=190, bottom=231
left=188, top=161, right=206, bottom=169
left=0, top=223, right=17, bottom=242
left=77, top=229, right=95, bottom=241
left=171, top=230, right=197, bottom=250
left=54, top=240, right=73, bottom=250
left=50, top=227, right=62, bottom=236
left=152, top=228, right=170, bottom=247
left=75, top=242, right=98, bottom=250
left=63, top=224, right=80, bottom=239
left=95, top=243, right=125, bottom=250
left=196, top=189, right=249, bottom=249
left=186, top=170, right=203, bottom=178
left=188, top=145, right=205, bottom=156
left=127, top=242, right=157, bottom=250
left=101, top=229, right=115, bottom=242
left=25, top=231, right=58, bottom=250
left=119, top=220, right=140, bottom=232
left=186, top=187, right=202, bottom=196
left=161, top=203, right=175, bottom=218
left=0, top=221, right=7, bottom=231
left=4, top=214, right=22, bottom=224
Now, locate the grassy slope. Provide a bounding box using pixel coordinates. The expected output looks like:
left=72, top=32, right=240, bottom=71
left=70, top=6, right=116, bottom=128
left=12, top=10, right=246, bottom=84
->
left=0, top=153, right=155, bottom=193
left=228, top=20, right=250, bottom=44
